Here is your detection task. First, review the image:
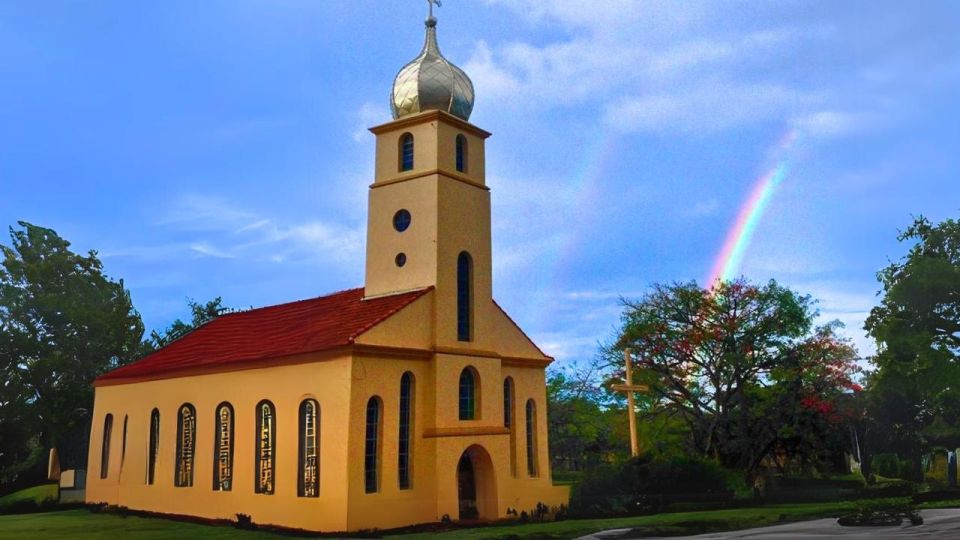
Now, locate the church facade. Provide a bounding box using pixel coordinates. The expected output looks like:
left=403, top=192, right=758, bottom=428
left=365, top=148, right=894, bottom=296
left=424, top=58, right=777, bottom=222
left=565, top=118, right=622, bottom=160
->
left=85, top=11, right=568, bottom=533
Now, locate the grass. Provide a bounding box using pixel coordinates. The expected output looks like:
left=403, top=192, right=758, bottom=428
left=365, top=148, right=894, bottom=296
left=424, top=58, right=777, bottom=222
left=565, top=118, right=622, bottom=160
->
left=0, top=485, right=58, bottom=510
left=0, top=498, right=957, bottom=540
left=0, top=510, right=284, bottom=540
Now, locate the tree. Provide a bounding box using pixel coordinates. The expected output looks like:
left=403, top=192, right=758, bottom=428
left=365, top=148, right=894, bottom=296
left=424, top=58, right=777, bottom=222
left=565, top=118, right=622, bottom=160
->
left=147, top=297, right=230, bottom=350
left=0, top=222, right=145, bottom=480
left=613, top=279, right=860, bottom=473
left=863, top=216, right=960, bottom=479
left=547, top=361, right=627, bottom=471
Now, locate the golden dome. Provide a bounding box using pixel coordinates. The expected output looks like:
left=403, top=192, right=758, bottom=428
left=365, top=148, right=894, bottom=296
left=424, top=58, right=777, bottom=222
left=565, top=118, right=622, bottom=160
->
left=391, top=16, right=475, bottom=122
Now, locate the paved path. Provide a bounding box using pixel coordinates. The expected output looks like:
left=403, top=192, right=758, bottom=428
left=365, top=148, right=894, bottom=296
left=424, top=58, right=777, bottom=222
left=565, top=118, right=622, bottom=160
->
left=576, top=509, right=960, bottom=539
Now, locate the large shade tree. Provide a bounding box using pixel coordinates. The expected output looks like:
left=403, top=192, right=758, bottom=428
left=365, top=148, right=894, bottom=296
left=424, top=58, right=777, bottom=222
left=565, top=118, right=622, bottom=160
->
left=863, top=216, right=960, bottom=479
left=0, top=222, right=145, bottom=481
left=613, top=279, right=860, bottom=473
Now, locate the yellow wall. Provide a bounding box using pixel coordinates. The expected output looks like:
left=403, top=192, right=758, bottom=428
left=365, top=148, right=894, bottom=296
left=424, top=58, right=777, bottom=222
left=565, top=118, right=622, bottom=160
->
left=86, top=355, right=354, bottom=532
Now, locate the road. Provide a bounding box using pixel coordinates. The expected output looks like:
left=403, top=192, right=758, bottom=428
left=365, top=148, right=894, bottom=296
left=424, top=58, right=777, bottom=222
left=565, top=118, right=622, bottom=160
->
left=576, top=509, right=960, bottom=539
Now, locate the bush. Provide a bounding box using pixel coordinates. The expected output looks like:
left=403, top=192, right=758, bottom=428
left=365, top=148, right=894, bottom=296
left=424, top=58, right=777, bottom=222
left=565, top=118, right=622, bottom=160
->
left=570, top=454, right=744, bottom=517
left=871, top=454, right=901, bottom=479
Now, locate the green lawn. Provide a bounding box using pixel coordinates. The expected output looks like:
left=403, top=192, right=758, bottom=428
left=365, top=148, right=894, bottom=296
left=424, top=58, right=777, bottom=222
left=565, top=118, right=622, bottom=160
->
left=0, top=499, right=957, bottom=540
left=0, top=510, right=284, bottom=540
left=0, top=485, right=58, bottom=510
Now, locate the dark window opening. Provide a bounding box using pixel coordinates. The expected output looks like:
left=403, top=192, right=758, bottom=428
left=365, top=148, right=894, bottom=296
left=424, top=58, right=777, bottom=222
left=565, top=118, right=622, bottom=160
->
left=398, top=373, right=414, bottom=490
left=457, top=252, right=473, bottom=342
left=459, top=367, right=478, bottom=420
left=365, top=397, right=382, bottom=493
left=100, top=414, right=113, bottom=479
left=400, top=133, right=414, bottom=171
left=147, top=409, right=159, bottom=485
left=456, top=134, right=468, bottom=173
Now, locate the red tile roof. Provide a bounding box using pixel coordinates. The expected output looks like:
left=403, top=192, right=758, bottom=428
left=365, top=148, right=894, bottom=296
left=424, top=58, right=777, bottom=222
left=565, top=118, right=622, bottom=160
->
left=96, top=287, right=431, bottom=385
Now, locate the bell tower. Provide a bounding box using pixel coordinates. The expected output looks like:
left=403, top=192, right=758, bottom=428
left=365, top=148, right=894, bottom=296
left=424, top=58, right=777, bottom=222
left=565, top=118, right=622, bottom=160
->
left=364, top=11, right=494, bottom=347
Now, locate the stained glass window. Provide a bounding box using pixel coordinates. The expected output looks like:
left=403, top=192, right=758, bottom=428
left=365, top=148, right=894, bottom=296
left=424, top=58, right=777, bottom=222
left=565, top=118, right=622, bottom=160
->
left=457, top=252, right=473, bottom=342
left=526, top=399, right=538, bottom=477
left=299, top=399, right=320, bottom=497
left=400, top=133, right=414, bottom=171
left=456, top=134, right=467, bottom=173
left=175, top=404, right=196, bottom=487
left=365, top=397, right=381, bottom=494
left=255, top=401, right=275, bottom=494
left=459, top=368, right=477, bottom=420
left=100, top=414, right=113, bottom=479
left=398, top=373, right=414, bottom=489
left=213, top=403, right=233, bottom=491
left=148, top=409, right=159, bottom=485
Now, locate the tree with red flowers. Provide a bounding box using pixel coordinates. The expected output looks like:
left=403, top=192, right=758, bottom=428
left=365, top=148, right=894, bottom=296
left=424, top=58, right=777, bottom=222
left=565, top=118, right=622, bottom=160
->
left=612, top=279, right=860, bottom=473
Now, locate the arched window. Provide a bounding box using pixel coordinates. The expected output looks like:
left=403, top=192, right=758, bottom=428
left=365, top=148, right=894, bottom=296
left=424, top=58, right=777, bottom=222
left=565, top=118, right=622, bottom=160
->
left=121, top=415, right=128, bottom=469
left=298, top=399, right=320, bottom=497
left=459, top=367, right=479, bottom=420
left=504, top=377, right=517, bottom=477
left=526, top=399, right=539, bottom=477
left=399, top=133, right=414, bottom=171
left=456, top=134, right=468, bottom=173
left=398, top=373, right=414, bottom=490
left=364, top=396, right=382, bottom=493
left=457, top=251, right=473, bottom=342
left=175, top=403, right=196, bottom=487
left=213, top=403, right=234, bottom=491
left=147, top=409, right=159, bottom=485
left=255, top=400, right=276, bottom=494
left=100, top=414, right=113, bottom=479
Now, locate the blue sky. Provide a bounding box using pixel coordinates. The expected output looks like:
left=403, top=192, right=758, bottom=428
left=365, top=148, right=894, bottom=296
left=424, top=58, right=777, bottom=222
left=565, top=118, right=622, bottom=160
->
left=1, top=1, right=958, bottom=365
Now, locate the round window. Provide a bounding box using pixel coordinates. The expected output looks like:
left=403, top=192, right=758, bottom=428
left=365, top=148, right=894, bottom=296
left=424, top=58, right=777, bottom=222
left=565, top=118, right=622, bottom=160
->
left=393, top=209, right=412, bottom=232
left=395, top=253, right=407, bottom=267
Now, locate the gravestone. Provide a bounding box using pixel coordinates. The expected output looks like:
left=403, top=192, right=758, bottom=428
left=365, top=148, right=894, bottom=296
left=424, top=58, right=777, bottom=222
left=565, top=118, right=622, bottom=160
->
left=949, top=450, right=958, bottom=488
left=928, top=450, right=950, bottom=484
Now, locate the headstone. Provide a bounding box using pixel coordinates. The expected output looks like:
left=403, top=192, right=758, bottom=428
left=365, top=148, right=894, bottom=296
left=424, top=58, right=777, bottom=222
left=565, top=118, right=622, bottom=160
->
left=949, top=450, right=958, bottom=488
left=47, top=448, right=61, bottom=482
left=928, top=450, right=950, bottom=484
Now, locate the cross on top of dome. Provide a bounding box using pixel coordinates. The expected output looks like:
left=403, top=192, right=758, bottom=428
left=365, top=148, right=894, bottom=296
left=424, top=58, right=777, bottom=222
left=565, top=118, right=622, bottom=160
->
left=390, top=1, right=475, bottom=122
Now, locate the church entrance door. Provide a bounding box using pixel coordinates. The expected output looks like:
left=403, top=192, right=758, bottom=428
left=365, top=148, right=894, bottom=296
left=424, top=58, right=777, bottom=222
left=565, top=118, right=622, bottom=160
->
left=456, top=445, right=496, bottom=521
left=457, top=452, right=478, bottom=519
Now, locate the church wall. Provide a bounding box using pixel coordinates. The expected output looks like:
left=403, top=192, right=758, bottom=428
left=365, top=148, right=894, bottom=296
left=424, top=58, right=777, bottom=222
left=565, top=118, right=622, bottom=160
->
left=86, top=354, right=354, bottom=532
left=345, top=353, right=438, bottom=530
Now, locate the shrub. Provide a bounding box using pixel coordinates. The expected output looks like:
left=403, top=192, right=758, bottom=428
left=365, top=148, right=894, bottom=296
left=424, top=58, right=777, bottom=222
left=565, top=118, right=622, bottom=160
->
left=871, top=454, right=901, bottom=479
left=570, top=454, right=743, bottom=517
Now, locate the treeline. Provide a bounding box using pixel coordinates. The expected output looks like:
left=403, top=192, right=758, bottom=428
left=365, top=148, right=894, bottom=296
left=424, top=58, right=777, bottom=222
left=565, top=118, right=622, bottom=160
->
left=547, top=215, right=960, bottom=491
left=0, top=222, right=227, bottom=491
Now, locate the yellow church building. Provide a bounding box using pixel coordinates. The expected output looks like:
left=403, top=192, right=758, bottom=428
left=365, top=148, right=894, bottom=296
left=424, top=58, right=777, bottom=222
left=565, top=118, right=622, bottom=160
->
left=84, top=8, right=568, bottom=533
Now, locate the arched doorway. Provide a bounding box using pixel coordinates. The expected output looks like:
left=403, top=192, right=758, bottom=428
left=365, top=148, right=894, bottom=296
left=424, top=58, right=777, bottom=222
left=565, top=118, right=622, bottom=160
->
left=456, top=445, right=496, bottom=521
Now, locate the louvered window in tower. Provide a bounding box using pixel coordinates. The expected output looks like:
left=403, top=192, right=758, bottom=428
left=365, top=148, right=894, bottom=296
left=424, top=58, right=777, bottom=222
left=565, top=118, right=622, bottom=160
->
left=175, top=404, right=196, bottom=487
left=299, top=399, right=319, bottom=497
left=256, top=401, right=276, bottom=494
left=214, top=403, right=233, bottom=491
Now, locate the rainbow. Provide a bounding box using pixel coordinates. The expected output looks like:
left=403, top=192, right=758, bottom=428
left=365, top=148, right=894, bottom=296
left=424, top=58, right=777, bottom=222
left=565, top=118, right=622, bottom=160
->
left=706, top=131, right=797, bottom=287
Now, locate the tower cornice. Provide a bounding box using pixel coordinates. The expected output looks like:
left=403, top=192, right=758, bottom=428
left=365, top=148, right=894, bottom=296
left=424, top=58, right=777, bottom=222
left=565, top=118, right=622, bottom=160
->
left=370, top=109, right=491, bottom=139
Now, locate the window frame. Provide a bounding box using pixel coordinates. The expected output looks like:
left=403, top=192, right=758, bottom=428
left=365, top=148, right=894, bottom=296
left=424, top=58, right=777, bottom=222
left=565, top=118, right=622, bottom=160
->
left=174, top=403, right=197, bottom=487
left=213, top=402, right=234, bottom=492
left=100, top=414, right=113, bottom=479
left=254, top=400, right=276, bottom=495
left=457, top=251, right=473, bottom=342
left=459, top=367, right=480, bottom=421
left=147, top=408, right=160, bottom=485
left=399, top=133, right=415, bottom=172
left=298, top=399, right=320, bottom=498
left=398, top=373, right=415, bottom=490
left=455, top=134, right=468, bottom=173
left=364, top=396, right=383, bottom=494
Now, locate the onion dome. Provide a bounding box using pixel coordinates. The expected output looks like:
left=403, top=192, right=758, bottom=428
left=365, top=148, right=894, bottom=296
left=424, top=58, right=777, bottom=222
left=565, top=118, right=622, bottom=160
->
left=391, top=16, right=475, bottom=122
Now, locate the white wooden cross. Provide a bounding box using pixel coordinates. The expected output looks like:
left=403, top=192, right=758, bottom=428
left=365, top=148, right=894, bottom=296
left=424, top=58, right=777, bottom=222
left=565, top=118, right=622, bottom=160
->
left=610, top=348, right=650, bottom=457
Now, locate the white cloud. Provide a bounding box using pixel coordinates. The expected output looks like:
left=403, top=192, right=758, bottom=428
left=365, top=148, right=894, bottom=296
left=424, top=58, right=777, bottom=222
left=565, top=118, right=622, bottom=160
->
left=353, top=102, right=387, bottom=143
